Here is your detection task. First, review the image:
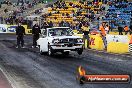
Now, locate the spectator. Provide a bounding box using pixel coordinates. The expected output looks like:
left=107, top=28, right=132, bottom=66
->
left=64, top=21, right=70, bottom=27
left=48, top=21, right=53, bottom=27
left=75, top=22, right=80, bottom=31
left=124, top=25, right=129, bottom=35
left=16, top=22, right=26, bottom=48
left=99, top=22, right=107, bottom=49
left=0, top=17, right=3, bottom=24
left=41, top=21, right=49, bottom=29
left=66, top=13, right=70, bottom=17
left=118, top=26, right=123, bottom=35
left=70, top=10, right=74, bottom=17
left=32, top=23, right=41, bottom=48
left=81, top=24, right=90, bottom=49
left=59, top=21, right=64, bottom=27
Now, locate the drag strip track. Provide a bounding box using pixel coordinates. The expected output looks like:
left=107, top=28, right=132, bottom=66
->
left=0, top=35, right=132, bottom=88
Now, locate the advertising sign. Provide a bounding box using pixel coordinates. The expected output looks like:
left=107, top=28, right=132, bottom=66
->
left=0, top=24, right=7, bottom=33
left=7, top=25, right=17, bottom=33
left=106, top=35, right=129, bottom=44
left=0, top=24, right=31, bottom=34
left=89, top=35, right=104, bottom=50
left=89, top=38, right=95, bottom=45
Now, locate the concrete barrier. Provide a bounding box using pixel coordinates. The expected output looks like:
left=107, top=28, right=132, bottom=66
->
left=75, top=34, right=104, bottom=50
left=106, top=35, right=129, bottom=44
left=107, top=42, right=129, bottom=54
left=69, top=33, right=131, bottom=53
left=89, top=34, right=104, bottom=50
left=106, top=34, right=130, bottom=53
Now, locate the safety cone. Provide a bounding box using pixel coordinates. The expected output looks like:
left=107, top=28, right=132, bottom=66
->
left=129, top=35, right=132, bottom=52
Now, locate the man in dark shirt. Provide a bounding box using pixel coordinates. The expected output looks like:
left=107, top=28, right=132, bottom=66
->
left=118, top=26, right=123, bottom=35
left=16, top=22, right=25, bottom=48
left=32, top=23, right=41, bottom=48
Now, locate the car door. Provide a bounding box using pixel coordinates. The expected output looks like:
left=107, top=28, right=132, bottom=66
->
left=38, top=29, right=48, bottom=52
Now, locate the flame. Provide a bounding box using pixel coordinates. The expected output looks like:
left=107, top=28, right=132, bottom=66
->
left=78, top=66, right=86, bottom=76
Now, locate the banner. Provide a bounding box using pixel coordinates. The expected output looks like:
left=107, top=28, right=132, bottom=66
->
left=7, top=25, right=28, bottom=33
left=0, top=24, right=30, bottom=34
left=7, top=25, right=17, bottom=33
left=106, top=35, right=129, bottom=44
left=89, top=35, right=104, bottom=50
left=0, top=24, right=7, bottom=33
left=25, top=29, right=32, bottom=34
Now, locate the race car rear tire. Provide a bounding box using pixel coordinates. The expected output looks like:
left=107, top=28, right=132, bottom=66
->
left=77, top=48, right=83, bottom=55
left=40, top=50, right=44, bottom=55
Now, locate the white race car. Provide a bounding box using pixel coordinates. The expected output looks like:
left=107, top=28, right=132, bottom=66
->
left=37, top=27, right=83, bottom=56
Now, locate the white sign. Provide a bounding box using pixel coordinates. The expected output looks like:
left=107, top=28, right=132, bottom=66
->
left=7, top=25, right=17, bottom=33
left=106, top=34, right=129, bottom=44
left=0, top=24, right=17, bottom=33
left=0, top=24, right=7, bottom=33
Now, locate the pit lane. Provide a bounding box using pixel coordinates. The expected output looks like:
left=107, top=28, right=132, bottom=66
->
left=0, top=34, right=132, bottom=88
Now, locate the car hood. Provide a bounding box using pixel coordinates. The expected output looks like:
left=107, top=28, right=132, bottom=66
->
left=49, top=35, right=81, bottom=39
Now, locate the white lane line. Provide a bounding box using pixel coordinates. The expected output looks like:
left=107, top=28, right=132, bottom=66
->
left=0, top=65, right=18, bottom=88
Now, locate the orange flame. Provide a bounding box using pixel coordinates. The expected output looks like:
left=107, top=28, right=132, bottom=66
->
left=78, top=66, right=86, bottom=76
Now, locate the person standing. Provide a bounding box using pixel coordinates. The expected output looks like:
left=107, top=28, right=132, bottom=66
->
left=118, top=26, right=123, bottom=35
left=16, top=22, right=26, bottom=48
left=59, top=20, right=64, bottom=27
left=32, top=23, right=41, bottom=48
left=99, top=22, right=107, bottom=49
left=41, top=21, right=49, bottom=29
left=124, top=25, right=129, bottom=35
left=81, top=23, right=90, bottom=49
left=48, top=21, right=53, bottom=27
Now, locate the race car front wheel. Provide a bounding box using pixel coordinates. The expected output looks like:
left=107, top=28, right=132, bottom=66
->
left=77, top=48, right=83, bottom=55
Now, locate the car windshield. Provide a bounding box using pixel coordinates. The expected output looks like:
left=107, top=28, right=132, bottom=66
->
left=48, top=28, right=73, bottom=36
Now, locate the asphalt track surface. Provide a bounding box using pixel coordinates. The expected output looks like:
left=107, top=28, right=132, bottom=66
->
left=0, top=34, right=132, bottom=88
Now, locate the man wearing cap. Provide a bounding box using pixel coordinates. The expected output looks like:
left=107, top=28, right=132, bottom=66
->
left=32, top=23, right=41, bottom=48
left=16, top=23, right=26, bottom=48
left=99, top=22, right=107, bottom=49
